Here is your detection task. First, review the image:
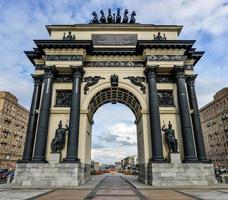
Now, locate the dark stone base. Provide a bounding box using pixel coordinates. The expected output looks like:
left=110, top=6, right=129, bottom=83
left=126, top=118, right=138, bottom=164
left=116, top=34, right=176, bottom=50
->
left=31, top=158, right=48, bottom=163
left=17, top=159, right=29, bottom=163
left=62, top=157, right=80, bottom=163
left=149, top=157, right=167, bottom=163
left=201, top=159, right=212, bottom=164
left=182, top=159, right=200, bottom=163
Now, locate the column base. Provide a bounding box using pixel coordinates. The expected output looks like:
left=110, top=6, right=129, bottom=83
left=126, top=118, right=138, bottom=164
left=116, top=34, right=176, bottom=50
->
left=200, top=158, right=212, bottom=164
left=182, top=158, right=200, bottom=163
left=17, top=159, right=29, bottom=163
left=32, top=157, right=48, bottom=163
left=63, top=157, right=80, bottom=163
left=149, top=157, right=167, bottom=163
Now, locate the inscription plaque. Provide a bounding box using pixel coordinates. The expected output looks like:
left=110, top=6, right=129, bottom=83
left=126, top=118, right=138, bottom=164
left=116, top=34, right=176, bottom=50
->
left=92, top=34, right=137, bottom=46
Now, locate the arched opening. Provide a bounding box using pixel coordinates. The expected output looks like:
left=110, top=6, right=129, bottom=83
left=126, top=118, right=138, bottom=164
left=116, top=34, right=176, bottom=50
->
left=92, top=103, right=137, bottom=172
left=85, top=87, right=145, bottom=177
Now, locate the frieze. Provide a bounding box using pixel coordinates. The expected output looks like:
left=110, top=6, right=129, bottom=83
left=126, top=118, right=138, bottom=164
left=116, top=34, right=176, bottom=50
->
left=35, top=64, right=45, bottom=70
left=55, top=90, right=72, bottom=107
left=184, top=64, right=194, bottom=70
left=158, top=90, right=174, bottom=106
left=55, top=75, right=73, bottom=83
left=124, top=76, right=146, bottom=94
left=156, top=75, right=174, bottom=83
left=84, top=61, right=144, bottom=67
left=46, top=55, right=83, bottom=61
left=83, top=76, right=105, bottom=95
left=147, top=55, right=186, bottom=61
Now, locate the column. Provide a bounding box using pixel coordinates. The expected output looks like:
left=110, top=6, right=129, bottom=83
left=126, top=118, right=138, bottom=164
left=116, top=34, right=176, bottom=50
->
left=64, top=66, right=85, bottom=162
left=144, top=65, right=164, bottom=162
left=22, top=74, right=43, bottom=162
left=186, top=75, right=208, bottom=162
left=172, top=66, right=197, bottom=162
left=32, top=66, right=56, bottom=162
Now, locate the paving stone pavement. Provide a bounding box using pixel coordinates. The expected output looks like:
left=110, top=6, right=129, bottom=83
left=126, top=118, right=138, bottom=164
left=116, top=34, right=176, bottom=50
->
left=0, top=189, right=51, bottom=200
left=0, top=174, right=228, bottom=199
left=84, top=175, right=146, bottom=199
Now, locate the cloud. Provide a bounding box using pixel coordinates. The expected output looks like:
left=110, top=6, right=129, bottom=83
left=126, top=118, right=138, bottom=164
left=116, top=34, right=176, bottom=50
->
left=92, top=141, right=106, bottom=149
left=91, top=104, right=137, bottom=163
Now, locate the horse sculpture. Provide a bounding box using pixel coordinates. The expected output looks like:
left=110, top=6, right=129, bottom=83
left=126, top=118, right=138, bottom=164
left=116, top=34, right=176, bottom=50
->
left=122, top=9, right=129, bottom=23
left=90, top=9, right=136, bottom=24
left=129, top=11, right=136, bottom=23
left=90, top=11, right=99, bottom=23
left=116, top=8, right=121, bottom=23
left=99, top=10, right=106, bottom=23
left=107, top=8, right=113, bottom=23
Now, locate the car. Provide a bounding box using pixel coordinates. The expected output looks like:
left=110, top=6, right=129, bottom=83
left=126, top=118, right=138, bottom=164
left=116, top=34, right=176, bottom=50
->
left=0, top=169, right=9, bottom=183
left=131, top=170, right=139, bottom=175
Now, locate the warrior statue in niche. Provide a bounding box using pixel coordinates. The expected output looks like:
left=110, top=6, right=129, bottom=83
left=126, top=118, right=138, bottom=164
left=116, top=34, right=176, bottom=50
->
left=51, top=120, right=68, bottom=153
left=162, top=121, right=178, bottom=153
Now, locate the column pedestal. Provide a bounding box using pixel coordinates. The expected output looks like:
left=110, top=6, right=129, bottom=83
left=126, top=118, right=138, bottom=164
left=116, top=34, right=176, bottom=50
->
left=49, top=153, right=61, bottom=164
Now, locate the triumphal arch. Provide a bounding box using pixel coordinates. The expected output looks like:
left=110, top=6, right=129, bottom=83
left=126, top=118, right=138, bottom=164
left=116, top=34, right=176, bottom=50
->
left=14, top=9, right=216, bottom=187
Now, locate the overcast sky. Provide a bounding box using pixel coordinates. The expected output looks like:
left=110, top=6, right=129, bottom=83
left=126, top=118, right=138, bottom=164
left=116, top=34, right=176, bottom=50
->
left=0, top=0, right=227, bottom=164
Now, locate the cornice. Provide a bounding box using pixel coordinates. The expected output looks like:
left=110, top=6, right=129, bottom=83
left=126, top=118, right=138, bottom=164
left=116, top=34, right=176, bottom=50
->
left=25, top=39, right=202, bottom=66
left=46, top=24, right=183, bottom=35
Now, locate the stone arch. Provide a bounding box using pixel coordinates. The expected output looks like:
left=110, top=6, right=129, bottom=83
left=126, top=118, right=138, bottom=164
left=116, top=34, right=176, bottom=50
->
left=81, top=81, right=148, bottom=113
left=88, top=87, right=142, bottom=120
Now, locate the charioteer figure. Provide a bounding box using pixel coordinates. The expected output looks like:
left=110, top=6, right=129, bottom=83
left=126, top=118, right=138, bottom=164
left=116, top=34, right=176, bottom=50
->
left=51, top=120, right=68, bottom=153
left=162, top=121, right=178, bottom=153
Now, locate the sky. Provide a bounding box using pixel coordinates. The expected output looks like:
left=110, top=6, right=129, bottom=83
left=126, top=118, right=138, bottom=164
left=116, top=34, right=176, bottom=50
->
left=0, top=0, right=227, bottom=164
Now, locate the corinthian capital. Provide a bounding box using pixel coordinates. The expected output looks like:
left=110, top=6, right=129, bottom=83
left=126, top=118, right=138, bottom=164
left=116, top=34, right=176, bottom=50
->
left=44, top=65, right=56, bottom=79
left=31, top=74, right=43, bottom=86
left=186, top=74, right=198, bottom=86
left=144, top=65, right=159, bottom=80
left=71, top=65, right=85, bottom=80
left=172, top=65, right=185, bottom=79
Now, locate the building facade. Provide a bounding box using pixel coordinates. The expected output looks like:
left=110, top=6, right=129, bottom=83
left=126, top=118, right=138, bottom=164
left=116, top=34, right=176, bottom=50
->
left=200, top=87, right=228, bottom=168
left=121, top=155, right=138, bottom=167
left=13, top=10, right=216, bottom=187
left=0, top=91, right=29, bottom=169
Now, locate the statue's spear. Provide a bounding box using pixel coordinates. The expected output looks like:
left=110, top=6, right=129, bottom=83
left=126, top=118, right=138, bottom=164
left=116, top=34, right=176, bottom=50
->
left=65, top=119, right=69, bottom=130
left=163, top=120, right=166, bottom=127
